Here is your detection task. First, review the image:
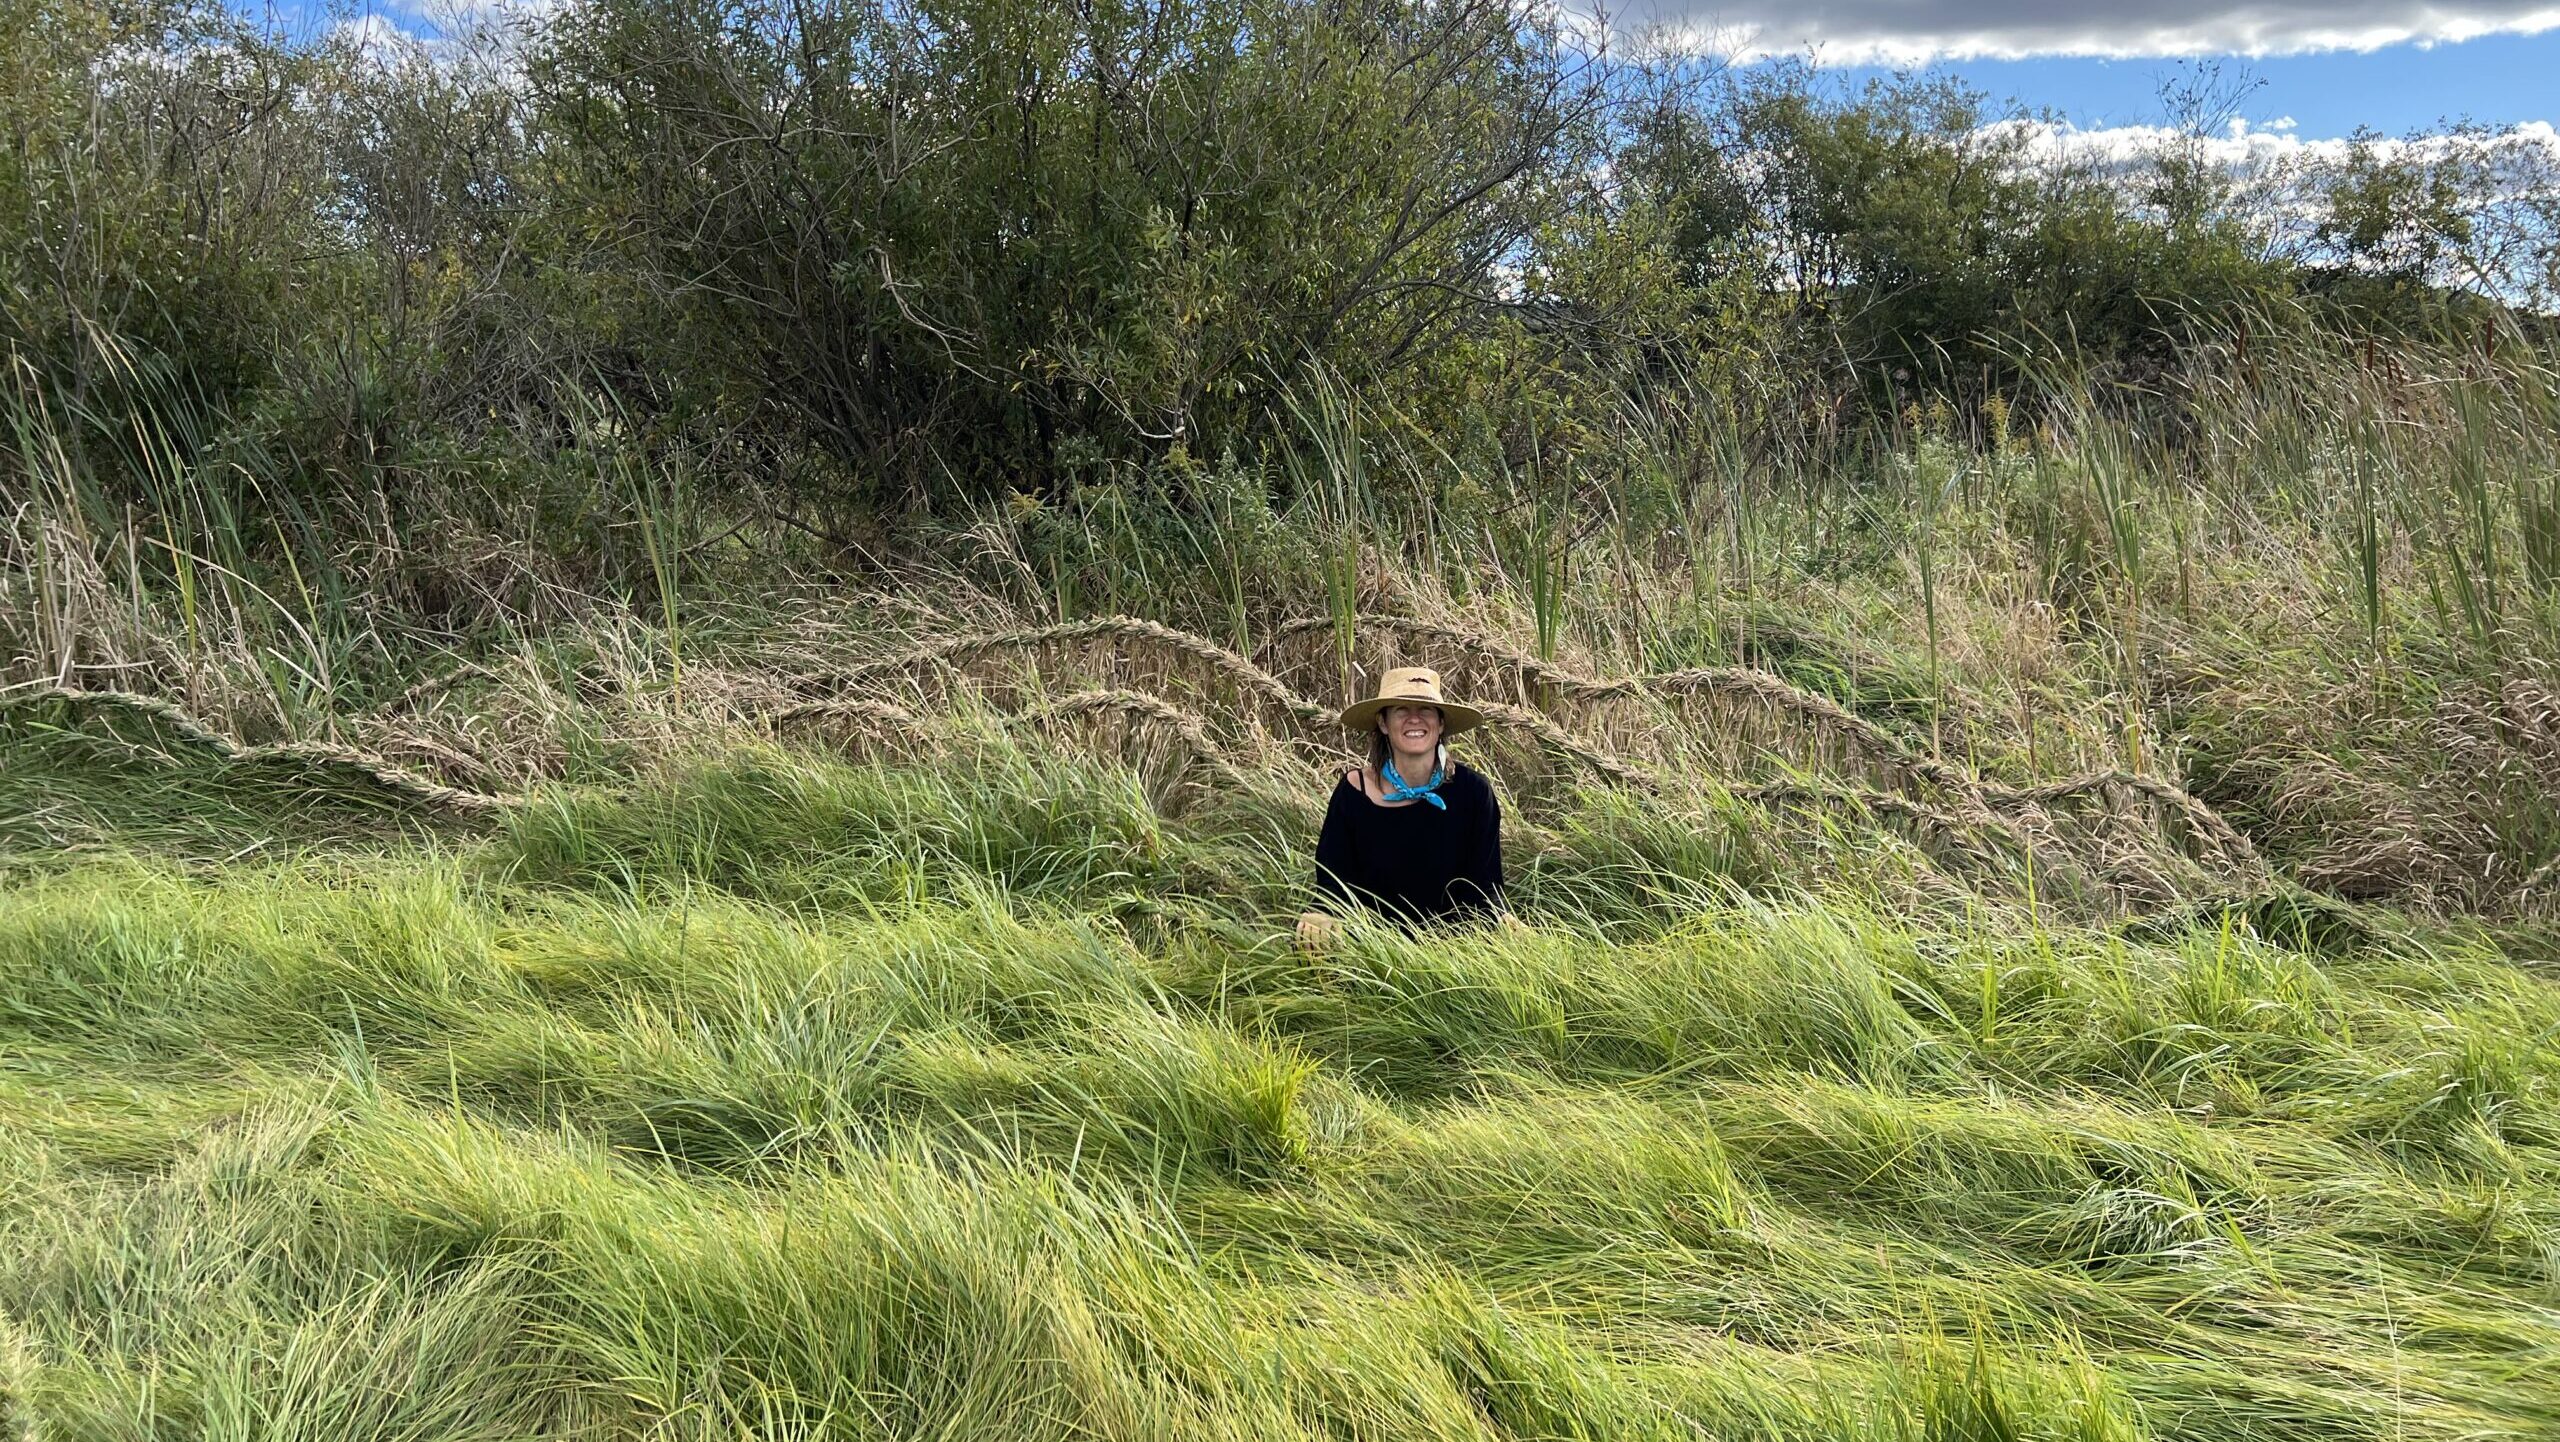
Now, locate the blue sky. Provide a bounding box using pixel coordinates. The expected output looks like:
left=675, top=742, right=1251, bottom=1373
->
left=1608, top=1, right=2560, bottom=142
left=320, top=0, right=2558, bottom=147
left=1821, top=31, right=2560, bottom=137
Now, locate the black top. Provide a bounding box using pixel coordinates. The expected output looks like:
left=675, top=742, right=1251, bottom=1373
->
left=1311, top=762, right=1505, bottom=925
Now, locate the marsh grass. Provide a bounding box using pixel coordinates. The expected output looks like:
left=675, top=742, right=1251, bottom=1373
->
left=9, top=314, right=2560, bottom=1437
left=16, top=309, right=2560, bottom=909
left=2, top=803, right=2554, bottom=1438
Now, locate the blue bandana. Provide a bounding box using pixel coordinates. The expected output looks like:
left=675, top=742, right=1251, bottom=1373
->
left=1380, top=756, right=1448, bottom=810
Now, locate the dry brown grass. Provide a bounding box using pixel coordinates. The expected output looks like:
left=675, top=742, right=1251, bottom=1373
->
left=1726, top=780, right=2011, bottom=876
left=2187, top=662, right=2560, bottom=912
left=1021, top=689, right=1260, bottom=793
left=763, top=697, right=943, bottom=765
left=1262, top=615, right=1988, bottom=792
left=1992, top=770, right=2268, bottom=878
left=823, top=617, right=1334, bottom=728
left=4, top=595, right=2288, bottom=917
left=806, top=619, right=2251, bottom=911
left=767, top=697, right=929, bottom=731
left=1254, top=614, right=2258, bottom=898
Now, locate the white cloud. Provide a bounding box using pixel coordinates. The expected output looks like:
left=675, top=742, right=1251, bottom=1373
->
left=329, top=13, right=433, bottom=66
left=319, top=0, right=547, bottom=81
left=1988, top=116, right=2330, bottom=175
left=1994, top=116, right=2560, bottom=173
left=1601, top=1, right=2560, bottom=63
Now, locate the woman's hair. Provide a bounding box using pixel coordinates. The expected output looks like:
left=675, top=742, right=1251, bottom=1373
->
left=1367, top=713, right=1450, bottom=779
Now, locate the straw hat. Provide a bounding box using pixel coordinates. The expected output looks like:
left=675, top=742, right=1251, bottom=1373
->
left=1337, top=666, right=1484, bottom=736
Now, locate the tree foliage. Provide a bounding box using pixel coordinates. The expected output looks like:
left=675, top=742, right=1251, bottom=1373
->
left=1621, top=64, right=2282, bottom=403
left=529, top=0, right=1610, bottom=506
left=3, top=0, right=2556, bottom=543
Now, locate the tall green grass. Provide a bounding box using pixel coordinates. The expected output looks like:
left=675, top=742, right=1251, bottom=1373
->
left=3, top=733, right=2556, bottom=1438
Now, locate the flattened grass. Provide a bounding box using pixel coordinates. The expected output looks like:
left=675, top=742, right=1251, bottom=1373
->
left=3, top=747, right=2557, bottom=1438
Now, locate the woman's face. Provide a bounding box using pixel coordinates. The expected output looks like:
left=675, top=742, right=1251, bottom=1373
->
left=1379, top=704, right=1444, bottom=759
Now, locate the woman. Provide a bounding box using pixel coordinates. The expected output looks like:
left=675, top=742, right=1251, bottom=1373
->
left=1297, top=666, right=1506, bottom=946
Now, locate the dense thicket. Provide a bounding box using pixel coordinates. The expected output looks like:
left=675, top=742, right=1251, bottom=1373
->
left=532, top=0, right=1620, bottom=507
left=7, top=0, right=2553, bottom=552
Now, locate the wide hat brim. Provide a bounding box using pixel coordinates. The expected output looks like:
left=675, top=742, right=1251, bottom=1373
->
left=1338, top=678, right=1484, bottom=736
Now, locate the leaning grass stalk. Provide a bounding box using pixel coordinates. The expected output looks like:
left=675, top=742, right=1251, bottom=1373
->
left=831, top=617, right=1334, bottom=727
left=3, top=685, right=519, bottom=816
left=1023, top=690, right=1259, bottom=791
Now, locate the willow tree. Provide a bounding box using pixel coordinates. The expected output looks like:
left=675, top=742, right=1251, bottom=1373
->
left=530, top=0, right=1611, bottom=507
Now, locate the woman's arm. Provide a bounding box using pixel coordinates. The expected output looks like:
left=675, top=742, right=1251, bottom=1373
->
left=1301, top=775, right=1360, bottom=951
left=1311, top=772, right=1358, bottom=907
left=1459, top=776, right=1505, bottom=916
